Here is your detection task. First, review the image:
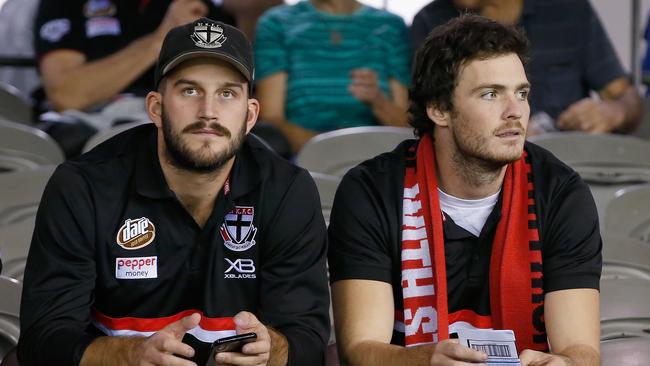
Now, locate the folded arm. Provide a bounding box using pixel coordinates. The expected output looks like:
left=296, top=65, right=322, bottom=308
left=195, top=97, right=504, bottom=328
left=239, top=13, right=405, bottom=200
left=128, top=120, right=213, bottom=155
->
left=39, top=0, right=208, bottom=111
left=557, top=77, right=642, bottom=133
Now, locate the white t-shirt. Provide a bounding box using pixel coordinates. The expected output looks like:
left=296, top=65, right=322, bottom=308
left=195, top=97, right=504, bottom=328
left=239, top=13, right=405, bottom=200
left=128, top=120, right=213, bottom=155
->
left=438, top=188, right=500, bottom=237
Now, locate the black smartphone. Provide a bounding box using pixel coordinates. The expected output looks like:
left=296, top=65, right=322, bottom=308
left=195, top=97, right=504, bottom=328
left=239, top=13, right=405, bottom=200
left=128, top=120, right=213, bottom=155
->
left=205, top=332, right=257, bottom=366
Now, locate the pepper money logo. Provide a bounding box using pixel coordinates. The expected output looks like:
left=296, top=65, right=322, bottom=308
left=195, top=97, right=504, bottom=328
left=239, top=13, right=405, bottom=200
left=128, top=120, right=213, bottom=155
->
left=116, top=217, right=155, bottom=250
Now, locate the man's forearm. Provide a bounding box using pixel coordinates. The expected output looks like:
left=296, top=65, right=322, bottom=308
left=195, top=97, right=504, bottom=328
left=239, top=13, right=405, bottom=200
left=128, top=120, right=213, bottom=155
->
left=79, top=336, right=143, bottom=366
left=558, top=344, right=600, bottom=366
left=267, top=327, right=289, bottom=366
left=609, top=86, right=643, bottom=133
left=340, top=340, right=432, bottom=366
left=44, top=31, right=165, bottom=111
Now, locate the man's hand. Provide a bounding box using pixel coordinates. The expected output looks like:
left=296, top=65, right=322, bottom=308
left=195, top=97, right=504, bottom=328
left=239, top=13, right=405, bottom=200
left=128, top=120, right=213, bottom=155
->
left=349, top=68, right=386, bottom=106
left=157, top=0, right=209, bottom=38
left=130, top=313, right=201, bottom=366
left=430, top=339, right=488, bottom=365
left=556, top=98, right=625, bottom=133
left=348, top=68, right=410, bottom=126
left=519, top=349, right=572, bottom=366
left=214, top=311, right=271, bottom=366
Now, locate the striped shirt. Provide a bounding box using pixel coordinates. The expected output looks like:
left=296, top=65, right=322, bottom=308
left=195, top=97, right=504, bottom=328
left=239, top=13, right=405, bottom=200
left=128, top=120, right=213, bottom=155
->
left=255, top=1, right=411, bottom=131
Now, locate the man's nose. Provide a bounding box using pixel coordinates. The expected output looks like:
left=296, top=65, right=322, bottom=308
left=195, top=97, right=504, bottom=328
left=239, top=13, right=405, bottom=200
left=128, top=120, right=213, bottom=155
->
left=503, top=94, right=526, bottom=121
left=198, top=96, right=219, bottom=120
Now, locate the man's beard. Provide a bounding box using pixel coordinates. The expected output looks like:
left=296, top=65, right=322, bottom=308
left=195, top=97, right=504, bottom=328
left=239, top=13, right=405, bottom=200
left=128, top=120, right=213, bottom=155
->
left=448, top=111, right=525, bottom=186
left=451, top=112, right=524, bottom=167
left=161, top=107, right=248, bottom=173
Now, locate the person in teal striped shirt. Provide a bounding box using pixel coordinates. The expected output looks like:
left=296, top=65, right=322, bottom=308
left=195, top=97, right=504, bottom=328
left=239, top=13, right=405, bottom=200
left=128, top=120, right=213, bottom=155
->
left=255, top=0, right=411, bottom=153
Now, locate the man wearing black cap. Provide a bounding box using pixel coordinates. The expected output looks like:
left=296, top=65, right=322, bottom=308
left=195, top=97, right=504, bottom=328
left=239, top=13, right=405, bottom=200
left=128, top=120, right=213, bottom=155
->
left=18, top=18, right=330, bottom=366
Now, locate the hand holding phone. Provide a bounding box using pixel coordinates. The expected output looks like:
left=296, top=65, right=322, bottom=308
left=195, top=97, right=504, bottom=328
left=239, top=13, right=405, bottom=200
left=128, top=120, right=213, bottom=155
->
left=205, top=332, right=257, bottom=366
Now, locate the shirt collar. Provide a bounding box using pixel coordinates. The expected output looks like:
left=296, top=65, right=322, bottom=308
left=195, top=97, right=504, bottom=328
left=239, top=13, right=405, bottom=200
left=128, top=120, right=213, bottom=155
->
left=135, top=130, right=262, bottom=200
left=442, top=192, right=503, bottom=240
left=225, top=136, right=262, bottom=200
left=135, top=129, right=175, bottom=199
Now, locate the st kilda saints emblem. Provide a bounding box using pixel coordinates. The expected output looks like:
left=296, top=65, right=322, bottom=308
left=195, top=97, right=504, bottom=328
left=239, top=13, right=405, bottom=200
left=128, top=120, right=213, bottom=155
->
left=220, top=206, right=257, bottom=251
left=191, top=22, right=227, bottom=49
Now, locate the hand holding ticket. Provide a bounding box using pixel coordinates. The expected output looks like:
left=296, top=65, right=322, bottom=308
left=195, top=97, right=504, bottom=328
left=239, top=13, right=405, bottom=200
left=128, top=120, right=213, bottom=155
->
left=455, top=328, right=521, bottom=366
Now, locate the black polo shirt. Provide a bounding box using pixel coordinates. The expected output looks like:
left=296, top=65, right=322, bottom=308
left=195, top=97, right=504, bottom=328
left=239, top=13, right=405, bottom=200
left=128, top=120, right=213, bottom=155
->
left=328, top=139, right=602, bottom=345
left=34, top=0, right=234, bottom=97
left=19, top=124, right=329, bottom=366
left=410, top=0, right=626, bottom=120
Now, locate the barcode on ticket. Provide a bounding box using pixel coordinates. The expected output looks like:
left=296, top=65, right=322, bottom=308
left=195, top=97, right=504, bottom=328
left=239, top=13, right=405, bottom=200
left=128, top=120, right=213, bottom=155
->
left=470, top=343, right=512, bottom=357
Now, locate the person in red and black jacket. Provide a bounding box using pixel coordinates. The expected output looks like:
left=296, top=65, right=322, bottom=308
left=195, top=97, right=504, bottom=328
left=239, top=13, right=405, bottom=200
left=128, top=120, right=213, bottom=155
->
left=20, top=18, right=329, bottom=366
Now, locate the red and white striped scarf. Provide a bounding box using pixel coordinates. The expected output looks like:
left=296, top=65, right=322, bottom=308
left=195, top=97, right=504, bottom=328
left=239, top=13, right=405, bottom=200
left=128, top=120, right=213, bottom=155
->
left=398, top=134, right=548, bottom=353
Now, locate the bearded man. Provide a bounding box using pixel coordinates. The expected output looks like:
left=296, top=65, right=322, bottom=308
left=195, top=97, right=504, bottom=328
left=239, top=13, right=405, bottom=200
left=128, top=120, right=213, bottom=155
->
left=19, top=18, right=329, bottom=366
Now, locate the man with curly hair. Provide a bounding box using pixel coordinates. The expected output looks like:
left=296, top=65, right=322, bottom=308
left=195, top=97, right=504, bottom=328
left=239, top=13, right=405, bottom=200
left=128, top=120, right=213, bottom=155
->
left=329, top=15, right=601, bottom=366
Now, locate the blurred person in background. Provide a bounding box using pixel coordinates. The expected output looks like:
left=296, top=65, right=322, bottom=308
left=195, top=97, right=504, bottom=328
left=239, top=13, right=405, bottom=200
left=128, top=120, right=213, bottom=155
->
left=254, top=0, right=411, bottom=154
left=411, top=0, right=643, bottom=136
left=0, top=0, right=40, bottom=105
left=222, top=0, right=284, bottom=41
left=34, top=0, right=234, bottom=156
left=35, top=0, right=232, bottom=113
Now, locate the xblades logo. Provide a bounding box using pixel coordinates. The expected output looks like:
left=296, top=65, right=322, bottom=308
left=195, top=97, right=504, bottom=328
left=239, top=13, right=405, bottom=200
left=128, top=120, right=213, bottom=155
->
left=224, top=258, right=256, bottom=279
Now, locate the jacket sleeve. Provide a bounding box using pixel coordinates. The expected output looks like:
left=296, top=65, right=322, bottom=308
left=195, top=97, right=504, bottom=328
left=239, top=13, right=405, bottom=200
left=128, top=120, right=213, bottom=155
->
left=18, top=164, right=100, bottom=366
left=34, top=0, right=85, bottom=58
left=258, top=169, right=330, bottom=365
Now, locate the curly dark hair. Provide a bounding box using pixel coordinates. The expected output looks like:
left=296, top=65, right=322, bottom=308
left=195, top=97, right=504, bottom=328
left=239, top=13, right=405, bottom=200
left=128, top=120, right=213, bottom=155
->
left=409, top=15, right=530, bottom=137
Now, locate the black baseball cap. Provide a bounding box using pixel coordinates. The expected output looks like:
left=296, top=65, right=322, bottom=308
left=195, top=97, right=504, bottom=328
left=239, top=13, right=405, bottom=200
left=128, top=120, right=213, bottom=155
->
left=154, top=18, right=254, bottom=90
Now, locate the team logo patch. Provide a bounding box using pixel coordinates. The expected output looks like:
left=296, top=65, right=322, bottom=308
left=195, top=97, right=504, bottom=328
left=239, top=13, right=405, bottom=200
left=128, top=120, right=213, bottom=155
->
left=220, top=206, right=257, bottom=252
left=191, top=22, right=227, bottom=48
left=116, top=217, right=156, bottom=250
left=83, top=0, right=117, bottom=17
left=40, top=19, right=71, bottom=43
left=224, top=258, right=256, bottom=279
left=115, top=256, right=157, bottom=279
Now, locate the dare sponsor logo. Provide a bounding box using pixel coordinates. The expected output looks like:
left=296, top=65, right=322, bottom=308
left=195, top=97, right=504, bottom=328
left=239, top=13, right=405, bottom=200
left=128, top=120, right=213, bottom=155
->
left=116, top=217, right=155, bottom=250
left=115, top=256, right=157, bottom=279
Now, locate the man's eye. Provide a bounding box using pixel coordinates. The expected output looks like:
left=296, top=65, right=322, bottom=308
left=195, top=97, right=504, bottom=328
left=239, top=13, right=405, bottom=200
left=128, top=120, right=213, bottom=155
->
left=482, top=91, right=497, bottom=100
left=182, top=88, right=198, bottom=96
left=517, top=90, right=529, bottom=100
left=222, top=90, right=233, bottom=98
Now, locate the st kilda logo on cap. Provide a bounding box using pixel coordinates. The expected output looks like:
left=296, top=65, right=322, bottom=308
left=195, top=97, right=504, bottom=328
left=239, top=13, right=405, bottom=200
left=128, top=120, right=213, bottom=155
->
left=191, top=21, right=227, bottom=49
left=116, top=217, right=156, bottom=250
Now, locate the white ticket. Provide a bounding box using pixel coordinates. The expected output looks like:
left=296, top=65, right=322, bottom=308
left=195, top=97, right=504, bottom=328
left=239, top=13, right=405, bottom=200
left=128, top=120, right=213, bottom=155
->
left=455, top=328, right=521, bottom=366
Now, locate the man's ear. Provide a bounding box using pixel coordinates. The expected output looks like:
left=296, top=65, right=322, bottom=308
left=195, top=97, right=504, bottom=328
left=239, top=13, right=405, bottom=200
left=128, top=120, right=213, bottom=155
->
left=245, top=98, right=260, bottom=134
left=426, top=103, right=450, bottom=127
left=145, top=91, right=163, bottom=128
